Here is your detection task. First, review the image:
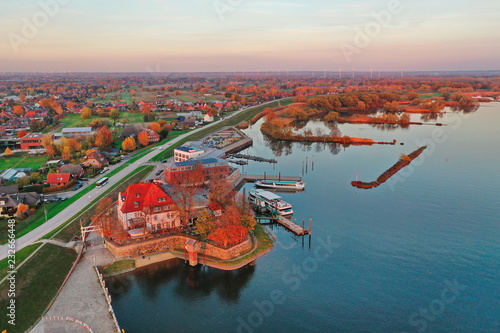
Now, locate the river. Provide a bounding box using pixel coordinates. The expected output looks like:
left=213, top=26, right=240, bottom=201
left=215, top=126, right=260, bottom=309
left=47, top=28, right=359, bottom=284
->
left=107, top=103, right=500, bottom=333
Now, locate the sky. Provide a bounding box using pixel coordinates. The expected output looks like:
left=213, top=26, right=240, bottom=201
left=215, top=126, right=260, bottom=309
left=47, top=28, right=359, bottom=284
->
left=1, top=0, right=499, bottom=72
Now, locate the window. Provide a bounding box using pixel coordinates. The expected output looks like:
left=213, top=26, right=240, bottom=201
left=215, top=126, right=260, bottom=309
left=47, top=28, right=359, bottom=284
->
left=158, top=197, right=166, bottom=202
left=154, top=207, right=161, bottom=212
left=135, top=193, right=140, bottom=197
left=133, top=202, right=139, bottom=207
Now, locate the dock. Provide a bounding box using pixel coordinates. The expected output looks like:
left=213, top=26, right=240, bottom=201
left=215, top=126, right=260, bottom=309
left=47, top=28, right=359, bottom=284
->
left=256, top=216, right=311, bottom=236
left=275, top=216, right=310, bottom=236
left=229, top=153, right=277, bottom=164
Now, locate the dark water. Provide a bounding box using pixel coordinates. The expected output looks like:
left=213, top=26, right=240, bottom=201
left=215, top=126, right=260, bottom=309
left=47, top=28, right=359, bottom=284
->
left=108, top=104, right=500, bottom=333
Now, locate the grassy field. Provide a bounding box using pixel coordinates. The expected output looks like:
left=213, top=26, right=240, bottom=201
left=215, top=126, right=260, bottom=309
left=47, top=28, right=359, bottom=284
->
left=100, top=259, right=135, bottom=276
left=0, top=244, right=78, bottom=333
left=0, top=155, right=48, bottom=171
left=57, top=112, right=145, bottom=132
left=419, top=93, right=441, bottom=99
left=0, top=243, right=42, bottom=280
left=120, top=92, right=134, bottom=104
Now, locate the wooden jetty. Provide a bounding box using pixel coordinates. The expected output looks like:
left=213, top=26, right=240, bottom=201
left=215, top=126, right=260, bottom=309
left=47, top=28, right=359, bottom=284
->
left=256, top=216, right=311, bottom=236
left=228, top=160, right=248, bottom=165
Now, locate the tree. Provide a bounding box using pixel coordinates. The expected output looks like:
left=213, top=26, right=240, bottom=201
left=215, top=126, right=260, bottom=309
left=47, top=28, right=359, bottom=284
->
left=95, top=125, right=113, bottom=150
left=13, top=105, right=25, bottom=116
left=208, top=225, right=248, bottom=248
left=16, top=203, right=29, bottom=218
left=61, top=145, right=72, bottom=161
left=16, top=176, right=30, bottom=188
left=122, top=137, right=136, bottom=151
left=109, top=108, right=120, bottom=125
left=17, top=130, right=28, bottom=138
left=195, top=209, right=216, bottom=239
left=66, top=101, right=75, bottom=109
left=324, top=111, right=339, bottom=122
left=169, top=162, right=205, bottom=225
left=148, top=122, right=161, bottom=133
left=143, top=111, right=155, bottom=122
left=137, top=131, right=149, bottom=147
left=81, top=107, right=92, bottom=119
left=4, top=147, right=13, bottom=156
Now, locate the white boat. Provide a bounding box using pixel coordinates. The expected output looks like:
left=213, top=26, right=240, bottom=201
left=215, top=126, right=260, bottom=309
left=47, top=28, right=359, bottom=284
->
left=249, top=189, right=293, bottom=216
left=255, top=179, right=305, bottom=190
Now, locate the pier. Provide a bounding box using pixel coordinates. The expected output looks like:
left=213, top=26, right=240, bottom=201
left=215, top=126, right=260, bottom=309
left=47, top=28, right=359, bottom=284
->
left=229, top=153, right=277, bottom=164
left=256, top=216, right=311, bottom=236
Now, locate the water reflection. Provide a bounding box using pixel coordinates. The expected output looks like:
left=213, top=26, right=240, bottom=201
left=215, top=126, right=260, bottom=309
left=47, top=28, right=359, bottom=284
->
left=107, top=259, right=256, bottom=304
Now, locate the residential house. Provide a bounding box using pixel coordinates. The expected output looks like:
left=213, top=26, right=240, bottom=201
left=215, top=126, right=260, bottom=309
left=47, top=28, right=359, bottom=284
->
left=141, top=129, right=160, bottom=143
left=117, top=182, right=180, bottom=232
left=0, top=192, right=41, bottom=217
left=203, top=112, right=214, bottom=123
left=174, top=146, right=205, bottom=162
left=121, top=126, right=140, bottom=139
left=59, top=164, right=85, bottom=179
left=46, top=173, right=72, bottom=187
left=83, top=151, right=109, bottom=169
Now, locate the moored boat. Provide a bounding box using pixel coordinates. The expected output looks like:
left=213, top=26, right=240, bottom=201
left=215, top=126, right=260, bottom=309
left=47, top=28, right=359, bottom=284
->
left=255, top=180, right=305, bottom=190
left=248, top=189, right=294, bottom=216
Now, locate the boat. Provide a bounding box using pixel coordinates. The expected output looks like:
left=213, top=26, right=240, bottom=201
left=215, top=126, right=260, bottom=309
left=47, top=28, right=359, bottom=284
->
left=248, top=189, right=294, bottom=216
left=255, top=179, right=305, bottom=190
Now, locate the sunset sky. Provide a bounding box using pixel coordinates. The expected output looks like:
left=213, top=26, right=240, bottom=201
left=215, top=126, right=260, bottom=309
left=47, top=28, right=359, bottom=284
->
left=1, top=0, right=499, bottom=72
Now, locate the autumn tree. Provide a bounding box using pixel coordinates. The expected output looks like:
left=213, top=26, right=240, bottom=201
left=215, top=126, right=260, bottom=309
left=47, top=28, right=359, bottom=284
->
left=324, top=111, right=339, bottom=122
left=81, top=107, right=92, bottom=119
left=109, top=108, right=120, bottom=125
left=137, top=131, right=150, bottom=147
left=17, top=130, right=27, bottom=138
left=122, top=137, right=136, bottom=151
left=13, top=105, right=25, bottom=116
left=19, top=93, right=26, bottom=102
left=16, top=203, right=29, bottom=218
left=4, top=147, right=13, bottom=156
left=195, top=209, right=216, bottom=239
left=66, top=101, right=75, bottom=109
left=148, top=122, right=161, bottom=133
left=61, top=146, right=72, bottom=161
left=95, top=125, right=113, bottom=150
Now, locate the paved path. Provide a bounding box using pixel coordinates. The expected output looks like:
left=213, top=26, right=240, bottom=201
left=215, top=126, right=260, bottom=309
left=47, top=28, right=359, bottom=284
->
left=0, top=99, right=282, bottom=261
left=29, top=234, right=117, bottom=333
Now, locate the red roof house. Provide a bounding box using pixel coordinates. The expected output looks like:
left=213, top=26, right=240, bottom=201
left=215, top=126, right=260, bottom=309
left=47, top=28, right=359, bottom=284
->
left=117, top=182, right=179, bottom=231
left=46, top=173, right=72, bottom=187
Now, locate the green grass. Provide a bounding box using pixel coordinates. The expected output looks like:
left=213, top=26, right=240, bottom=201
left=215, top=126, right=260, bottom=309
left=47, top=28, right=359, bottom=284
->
left=122, top=112, right=143, bottom=123
left=100, top=259, right=135, bottom=276
left=0, top=243, right=42, bottom=280
left=120, top=92, right=134, bottom=105
left=419, top=93, right=441, bottom=99
left=0, top=244, right=78, bottom=333
left=0, top=155, right=48, bottom=171
left=56, top=114, right=110, bottom=132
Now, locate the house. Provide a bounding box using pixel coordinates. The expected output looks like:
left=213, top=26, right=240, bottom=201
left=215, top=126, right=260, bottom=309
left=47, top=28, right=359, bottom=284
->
left=59, top=164, right=85, bottom=179
left=121, top=126, right=140, bottom=139
left=141, top=129, right=160, bottom=143
left=163, top=158, right=230, bottom=184
left=61, top=127, right=93, bottom=138
left=203, top=112, right=214, bottom=123
left=117, top=182, right=180, bottom=232
left=20, top=133, right=44, bottom=150
left=83, top=151, right=109, bottom=169
left=46, top=173, right=72, bottom=187
left=0, top=192, right=41, bottom=217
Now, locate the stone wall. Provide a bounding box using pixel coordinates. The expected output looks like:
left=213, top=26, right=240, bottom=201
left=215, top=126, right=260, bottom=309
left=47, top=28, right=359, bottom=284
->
left=105, top=235, right=252, bottom=261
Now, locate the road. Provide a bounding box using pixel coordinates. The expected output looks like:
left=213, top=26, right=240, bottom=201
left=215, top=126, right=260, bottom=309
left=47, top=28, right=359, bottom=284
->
left=0, top=99, right=282, bottom=261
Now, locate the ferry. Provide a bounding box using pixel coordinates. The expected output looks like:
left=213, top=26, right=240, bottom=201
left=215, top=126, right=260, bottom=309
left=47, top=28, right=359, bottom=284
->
left=248, top=189, right=293, bottom=216
left=255, top=179, right=305, bottom=190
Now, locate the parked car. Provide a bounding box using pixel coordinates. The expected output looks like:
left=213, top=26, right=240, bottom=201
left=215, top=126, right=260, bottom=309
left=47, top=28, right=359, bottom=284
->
left=156, top=170, right=164, bottom=176
left=80, top=177, right=88, bottom=181
left=161, top=159, right=168, bottom=163
left=73, top=183, right=83, bottom=191
left=54, top=196, right=68, bottom=201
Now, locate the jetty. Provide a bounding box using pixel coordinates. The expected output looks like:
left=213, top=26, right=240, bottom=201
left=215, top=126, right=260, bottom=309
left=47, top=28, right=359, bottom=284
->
left=256, top=216, right=311, bottom=236
left=229, top=153, right=277, bottom=164
left=351, top=146, right=427, bottom=189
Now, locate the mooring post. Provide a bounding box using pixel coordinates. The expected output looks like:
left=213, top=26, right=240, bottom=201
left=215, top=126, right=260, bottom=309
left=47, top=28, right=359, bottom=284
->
left=309, top=219, right=312, bottom=234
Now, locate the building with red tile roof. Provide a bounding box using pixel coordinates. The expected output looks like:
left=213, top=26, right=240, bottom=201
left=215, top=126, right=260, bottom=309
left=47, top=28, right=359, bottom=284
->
left=117, top=182, right=180, bottom=231
left=46, top=173, right=72, bottom=186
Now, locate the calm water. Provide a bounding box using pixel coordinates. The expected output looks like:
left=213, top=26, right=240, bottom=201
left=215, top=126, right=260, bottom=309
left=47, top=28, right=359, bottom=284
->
left=108, top=104, right=500, bottom=333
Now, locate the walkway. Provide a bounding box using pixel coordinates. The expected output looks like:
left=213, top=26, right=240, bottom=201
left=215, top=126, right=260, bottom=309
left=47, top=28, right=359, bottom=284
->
left=29, top=234, right=117, bottom=333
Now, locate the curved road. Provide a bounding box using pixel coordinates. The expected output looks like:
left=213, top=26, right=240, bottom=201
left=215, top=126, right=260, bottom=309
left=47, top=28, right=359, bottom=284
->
left=0, top=99, right=282, bottom=261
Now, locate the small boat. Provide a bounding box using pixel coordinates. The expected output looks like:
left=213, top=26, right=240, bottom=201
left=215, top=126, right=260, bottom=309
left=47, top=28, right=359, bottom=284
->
left=249, top=189, right=294, bottom=216
left=255, top=180, right=305, bottom=190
